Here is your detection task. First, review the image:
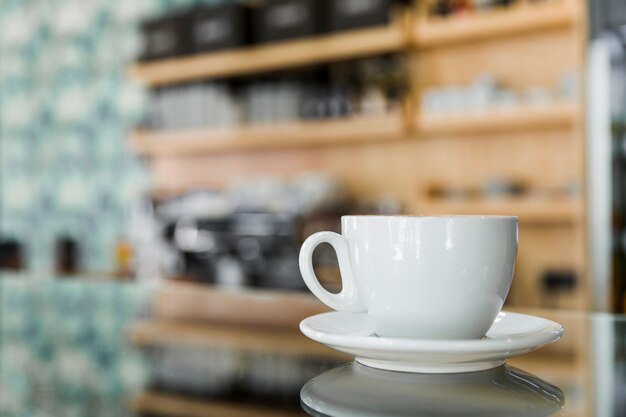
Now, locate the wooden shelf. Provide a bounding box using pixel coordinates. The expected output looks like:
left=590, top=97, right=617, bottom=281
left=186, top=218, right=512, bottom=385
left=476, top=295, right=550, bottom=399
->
left=132, top=103, right=577, bottom=157
left=130, top=2, right=579, bottom=86
left=153, top=281, right=328, bottom=328
left=418, top=197, right=581, bottom=225
left=131, top=392, right=304, bottom=417
left=131, top=113, right=408, bottom=157
left=129, top=320, right=345, bottom=359
left=414, top=0, right=580, bottom=48
left=130, top=20, right=410, bottom=86
left=417, top=102, right=579, bottom=137
left=507, top=354, right=581, bottom=381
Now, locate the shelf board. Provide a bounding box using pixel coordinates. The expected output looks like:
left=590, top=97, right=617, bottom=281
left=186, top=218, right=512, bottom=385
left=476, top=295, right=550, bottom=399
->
left=417, top=102, right=579, bottom=137
left=131, top=392, right=304, bottom=417
left=507, top=354, right=581, bottom=381
left=132, top=103, right=577, bottom=157
left=129, top=320, right=345, bottom=359
left=414, top=0, right=580, bottom=48
left=418, top=197, right=581, bottom=225
left=131, top=113, right=408, bottom=157
left=153, top=281, right=329, bottom=328
left=130, top=21, right=409, bottom=86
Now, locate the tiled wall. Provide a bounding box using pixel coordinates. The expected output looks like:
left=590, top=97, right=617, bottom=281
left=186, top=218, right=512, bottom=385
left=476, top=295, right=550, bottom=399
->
left=0, top=0, right=229, bottom=273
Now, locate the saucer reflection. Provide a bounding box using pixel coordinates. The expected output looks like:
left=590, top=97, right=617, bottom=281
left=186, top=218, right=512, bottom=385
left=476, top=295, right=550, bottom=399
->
left=301, top=363, right=564, bottom=417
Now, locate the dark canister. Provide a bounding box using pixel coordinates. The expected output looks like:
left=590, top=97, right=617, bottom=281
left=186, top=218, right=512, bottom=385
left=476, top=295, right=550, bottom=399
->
left=252, top=0, right=329, bottom=44
left=328, top=0, right=402, bottom=33
left=140, top=13, right=191, bottom=61
left=190, top=3, right=253, bottom=53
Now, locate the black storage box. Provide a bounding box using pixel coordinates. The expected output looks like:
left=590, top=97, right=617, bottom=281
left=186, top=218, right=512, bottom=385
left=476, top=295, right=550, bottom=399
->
left=328, top=0, right=397, bottom=32
left=140, top=14, right=190, bottom=61
left=190, top=3, right=252, bottom=53
left=252, top=0, right=328, bottom=44
left=0, top=240, right=23, bottom=270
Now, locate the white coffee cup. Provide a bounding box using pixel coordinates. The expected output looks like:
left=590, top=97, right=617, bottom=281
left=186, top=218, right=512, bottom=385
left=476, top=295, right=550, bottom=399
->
left=299, top=215, right=518, bottom=339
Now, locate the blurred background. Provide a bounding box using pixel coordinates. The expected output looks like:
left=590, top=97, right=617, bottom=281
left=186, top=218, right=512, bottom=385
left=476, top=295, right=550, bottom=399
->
left=0, top=0, right=622, bottom=415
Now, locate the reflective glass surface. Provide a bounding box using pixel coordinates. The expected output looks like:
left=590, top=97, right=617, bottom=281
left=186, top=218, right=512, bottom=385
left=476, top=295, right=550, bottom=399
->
left=0, top=275, right=624, bottom=417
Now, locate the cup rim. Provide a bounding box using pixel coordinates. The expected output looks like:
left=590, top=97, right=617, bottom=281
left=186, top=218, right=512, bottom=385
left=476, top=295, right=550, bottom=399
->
left=341, top=215, right=518, bottom=220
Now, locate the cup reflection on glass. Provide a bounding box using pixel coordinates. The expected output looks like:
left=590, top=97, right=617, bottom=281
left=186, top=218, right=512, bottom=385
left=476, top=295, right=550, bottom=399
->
left=301, top=362, right=563, bottom=417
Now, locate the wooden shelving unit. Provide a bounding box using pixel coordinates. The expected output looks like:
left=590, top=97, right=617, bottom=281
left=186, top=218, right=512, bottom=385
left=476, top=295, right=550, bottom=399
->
left=413, top=0, right=580, bottom=48
left=152, top=281, right=328, bottom=327
left=131, top=392, right=304, bottom=417
left=419, top=197, right=581, bottom=225
left=128, top=0, right=587, bottom=310
left=129, top=283, right=343, bottom=416
left=130, top=18, right=410, bottom=87
left=131, top=113, right=408, bottom=157
left=130, top=320, right=345, bottom=359
left=417, top=102, right=579, bottom=137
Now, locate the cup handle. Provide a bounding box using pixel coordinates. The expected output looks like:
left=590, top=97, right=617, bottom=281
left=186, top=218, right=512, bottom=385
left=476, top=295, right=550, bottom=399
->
left=299, top=231, right=366, bottom=313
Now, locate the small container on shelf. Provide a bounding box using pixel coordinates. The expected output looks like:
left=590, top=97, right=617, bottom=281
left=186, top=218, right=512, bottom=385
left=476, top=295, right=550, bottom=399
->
left=0, top=240, right=24, bottom=271
left=252, top=0, right=329, bottom=44
left=140, top=14, right=190, bottom=61
left=481, top=178, right=528, bottom=199
left=189, top=3, right=253, bottom=54
left=150, top=346, right=241, bottom=396
left=327, top=0, right=403, bottom=33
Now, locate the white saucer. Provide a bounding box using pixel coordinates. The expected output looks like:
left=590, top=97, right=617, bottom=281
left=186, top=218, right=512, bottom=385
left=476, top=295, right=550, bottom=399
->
left=300, top=311, right=563, bottom=374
